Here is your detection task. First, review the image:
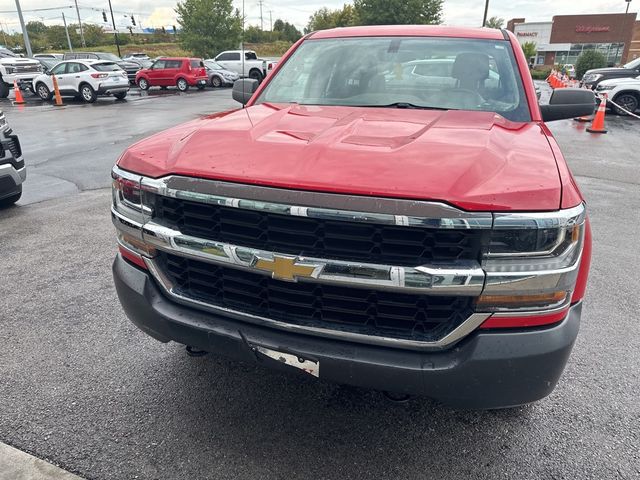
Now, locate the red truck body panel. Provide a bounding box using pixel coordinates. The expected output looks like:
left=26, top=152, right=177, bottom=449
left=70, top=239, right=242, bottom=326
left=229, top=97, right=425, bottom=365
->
left=118, top=104, right=563, bottom=211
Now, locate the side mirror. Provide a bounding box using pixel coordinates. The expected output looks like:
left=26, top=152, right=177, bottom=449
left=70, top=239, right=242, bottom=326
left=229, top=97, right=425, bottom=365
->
left=540, top=88, right=596, bottom=122
left=232, top=78, right=259, bottom=105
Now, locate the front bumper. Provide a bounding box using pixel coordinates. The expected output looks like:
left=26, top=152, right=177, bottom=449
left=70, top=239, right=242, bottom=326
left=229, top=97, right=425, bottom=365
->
left=113, top=254, right=582, bottom=409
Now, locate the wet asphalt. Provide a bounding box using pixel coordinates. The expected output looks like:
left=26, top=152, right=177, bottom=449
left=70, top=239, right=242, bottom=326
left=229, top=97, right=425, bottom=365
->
left=0, top=83, right=639, bottom=479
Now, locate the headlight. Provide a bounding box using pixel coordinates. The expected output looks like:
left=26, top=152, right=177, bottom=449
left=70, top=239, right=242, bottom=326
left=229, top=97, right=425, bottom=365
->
left=477, top=204, right=586, bottom=312
left=583, top=73, right=602, bottom=82
left=111, top=167, right=157, bottom=258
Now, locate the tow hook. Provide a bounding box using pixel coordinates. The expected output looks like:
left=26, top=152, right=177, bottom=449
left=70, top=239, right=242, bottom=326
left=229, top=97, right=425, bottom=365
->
left=186, top=345, right=208, bottom=357
left=382, top=391, right=412, bottom=403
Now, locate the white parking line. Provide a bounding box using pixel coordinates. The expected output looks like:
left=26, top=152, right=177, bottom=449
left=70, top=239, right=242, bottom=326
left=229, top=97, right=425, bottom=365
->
left=0, top=442, right=85, bottom=480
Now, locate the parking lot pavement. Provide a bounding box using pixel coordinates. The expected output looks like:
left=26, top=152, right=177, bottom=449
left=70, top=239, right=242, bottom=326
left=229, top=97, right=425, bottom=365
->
left=1, top=90, right=639, bottom=479
left=0, top=88, right=238, bottom=205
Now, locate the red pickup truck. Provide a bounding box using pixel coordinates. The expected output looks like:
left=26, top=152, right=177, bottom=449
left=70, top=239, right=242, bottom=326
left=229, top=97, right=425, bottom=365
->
left=112, top=26, right=595, bottom=409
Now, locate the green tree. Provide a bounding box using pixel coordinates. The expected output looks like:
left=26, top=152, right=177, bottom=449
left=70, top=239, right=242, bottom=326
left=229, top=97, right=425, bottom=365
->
left=273, top=19, right=301, bottom=43
left=484, top=16, right=504, bottom=29
left=308, top=7, right=342, bottom=31
left=353, top=0, right=442, bottom=25
left=175, top=0, right=242, bottom=57
left=575, top=50, right=607, bottom=79
left=82, top=24, right=108, bottom=47
left=522, top=41, right=537, bottom=62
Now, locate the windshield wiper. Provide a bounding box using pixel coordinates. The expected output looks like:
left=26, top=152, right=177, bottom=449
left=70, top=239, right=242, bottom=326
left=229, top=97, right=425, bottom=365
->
left=364, top=102, right=450, bottom=110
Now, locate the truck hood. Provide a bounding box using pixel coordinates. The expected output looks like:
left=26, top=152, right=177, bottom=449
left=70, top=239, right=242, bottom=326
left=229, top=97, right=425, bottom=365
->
left=0, top=57, right=39, bottom=65
left=585, top=66, right=638, bottom=76
left=118, top=104, right=561, bottom=211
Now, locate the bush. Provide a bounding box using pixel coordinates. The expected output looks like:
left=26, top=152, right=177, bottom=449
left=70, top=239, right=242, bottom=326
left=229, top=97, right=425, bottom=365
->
left=530, top=68, right=551, bottom=80
left=576, top=51, right=607, bottom=80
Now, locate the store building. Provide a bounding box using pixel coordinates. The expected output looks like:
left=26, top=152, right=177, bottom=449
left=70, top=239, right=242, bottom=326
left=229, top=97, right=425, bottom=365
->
left=508, top=13, right=639, bottom=67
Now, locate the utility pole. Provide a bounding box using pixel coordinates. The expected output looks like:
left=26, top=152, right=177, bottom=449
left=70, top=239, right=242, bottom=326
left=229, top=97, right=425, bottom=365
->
left=258, top=0, right=264, bottom=30
left=74, top=0, right=86, bottom=47
left=482, top=0, right=490, bottom=27
left=14, top=0, right=32, bottom=57
left=62, top=12, right=73, bottom=52
left=107, top=0, right=121, bottom=57
left=269, top=10, right=273, bottom=31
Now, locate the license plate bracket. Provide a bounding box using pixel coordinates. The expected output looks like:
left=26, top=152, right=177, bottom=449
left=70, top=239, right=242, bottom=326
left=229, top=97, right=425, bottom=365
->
left=252, top=345, right=319, bottom=378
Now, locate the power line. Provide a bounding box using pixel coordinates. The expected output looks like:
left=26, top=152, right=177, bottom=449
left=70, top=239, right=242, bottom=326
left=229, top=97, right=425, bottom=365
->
left=0, top=5, right=73, bottom=14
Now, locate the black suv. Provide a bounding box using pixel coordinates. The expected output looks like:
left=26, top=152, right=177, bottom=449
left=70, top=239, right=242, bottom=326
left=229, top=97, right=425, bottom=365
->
left=582, top=57, right=640, bottom=89
left=0, top=110, right=25, bottom=207
left=62, top=52, right=140, bottom=84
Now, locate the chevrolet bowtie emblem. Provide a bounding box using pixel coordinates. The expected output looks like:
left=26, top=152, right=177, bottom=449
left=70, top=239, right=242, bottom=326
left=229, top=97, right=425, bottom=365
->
left=254, top=255, right=320, bottom=282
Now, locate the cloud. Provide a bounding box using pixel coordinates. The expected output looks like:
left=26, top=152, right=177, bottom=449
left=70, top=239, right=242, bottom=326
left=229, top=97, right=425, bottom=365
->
left=145, top=7, right=177, bottom=28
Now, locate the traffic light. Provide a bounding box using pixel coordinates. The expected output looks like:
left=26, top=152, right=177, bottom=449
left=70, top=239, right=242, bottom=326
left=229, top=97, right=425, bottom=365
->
left=102, top=11, right=107, bottom=22
left=131, top=16, right=136, bottom=26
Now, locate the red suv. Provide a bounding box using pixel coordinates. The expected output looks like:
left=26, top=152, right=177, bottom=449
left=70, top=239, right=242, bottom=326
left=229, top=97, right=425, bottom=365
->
left=135, top=57, right=207, bottom=92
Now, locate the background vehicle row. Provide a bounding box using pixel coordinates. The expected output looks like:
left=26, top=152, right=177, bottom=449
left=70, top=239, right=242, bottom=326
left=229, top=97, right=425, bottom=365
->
left=33, top=60, right=129, bottom=103
left=135, top=58, right=208, bottom=92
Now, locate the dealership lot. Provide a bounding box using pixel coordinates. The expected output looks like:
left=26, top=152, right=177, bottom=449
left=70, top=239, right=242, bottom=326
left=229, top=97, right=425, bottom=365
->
left=0, top=84, right=639, bottom=479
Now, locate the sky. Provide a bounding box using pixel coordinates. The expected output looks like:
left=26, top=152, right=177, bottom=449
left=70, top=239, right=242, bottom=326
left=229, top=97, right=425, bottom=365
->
left=0, top=0, right=635, bottom=35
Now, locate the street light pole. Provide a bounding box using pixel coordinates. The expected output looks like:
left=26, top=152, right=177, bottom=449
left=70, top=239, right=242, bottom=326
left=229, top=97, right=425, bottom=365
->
left=626, top=0, right=632, bottom=14
left=482, top=0, right=490, bottom=27
left=107, top=0, right=121, bottom=57
left=14, top=0, right=32, bottom=57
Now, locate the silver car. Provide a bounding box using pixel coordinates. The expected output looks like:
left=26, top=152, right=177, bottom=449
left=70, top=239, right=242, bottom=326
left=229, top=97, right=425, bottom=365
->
left=204, top=60, right=239, bottom=87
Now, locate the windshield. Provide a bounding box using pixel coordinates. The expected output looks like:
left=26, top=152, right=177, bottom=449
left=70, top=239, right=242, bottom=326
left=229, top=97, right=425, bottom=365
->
left=0, top=47, right=17, bottom=58
left=96, top=53, right=122, bottom=62
left=624, top=57, right=640, bottom=69
left=92, top=62, right=123, bottom=72
left=257, top=36, right=530, bottom=122
left=205, top=61, right=224, bottom=70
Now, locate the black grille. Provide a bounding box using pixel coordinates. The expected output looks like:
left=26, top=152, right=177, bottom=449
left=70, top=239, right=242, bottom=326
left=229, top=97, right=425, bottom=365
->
left=158, top=253, right=475, bottom=342
left=155, top=197, right=484, bottom=267
left=6, top=137, right=21, bottom=158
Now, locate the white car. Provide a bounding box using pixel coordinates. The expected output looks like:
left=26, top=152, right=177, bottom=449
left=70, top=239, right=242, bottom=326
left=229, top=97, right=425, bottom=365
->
left=595, top=76, right=640, bottom=115
left=32, top=59, right=129, bottom=103
left=123, top=52, right=150, bottom=61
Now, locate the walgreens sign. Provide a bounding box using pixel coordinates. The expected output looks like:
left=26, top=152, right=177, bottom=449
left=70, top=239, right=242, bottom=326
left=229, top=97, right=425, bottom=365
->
left=575, top=25, right=611, bottom=33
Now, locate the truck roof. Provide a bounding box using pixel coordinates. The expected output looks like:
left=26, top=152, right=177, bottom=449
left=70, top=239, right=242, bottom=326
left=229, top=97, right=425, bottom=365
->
left=309, top=25, right=506, bottom=41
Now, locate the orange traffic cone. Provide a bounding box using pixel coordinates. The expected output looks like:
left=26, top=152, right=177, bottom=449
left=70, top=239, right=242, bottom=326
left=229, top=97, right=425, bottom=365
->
left=587, top=94, right=607, bottom=134
left=51, top=75, right=64, bottom=106
left=12, top=80, right=25, bottom=105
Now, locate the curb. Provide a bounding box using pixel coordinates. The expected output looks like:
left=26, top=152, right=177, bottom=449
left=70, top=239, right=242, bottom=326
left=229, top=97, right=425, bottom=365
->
left=0, top=442, right=85, bottom=480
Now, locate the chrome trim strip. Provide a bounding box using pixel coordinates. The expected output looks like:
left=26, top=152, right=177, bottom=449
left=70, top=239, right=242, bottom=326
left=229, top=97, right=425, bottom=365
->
left=140, top=220, right=485, bottom=296
left=144, top=256, right=491, bottom=351
left=111, top=207, right=144, bottom=241
left=111, top=166, right=493, bottom=229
